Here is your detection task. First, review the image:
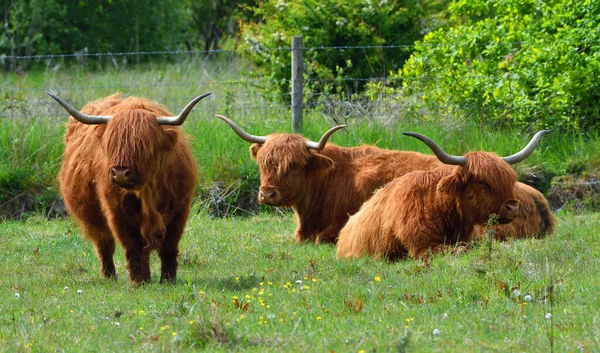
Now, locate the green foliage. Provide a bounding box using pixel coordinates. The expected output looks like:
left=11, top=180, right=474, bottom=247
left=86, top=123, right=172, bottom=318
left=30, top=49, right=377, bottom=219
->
left=1, top=0, right=191, bottom=70
left=238, top=0, right=426, bottom=100
left=397, top=0, right=600, bottom=132
left=187, top=0, right=257, bottom=51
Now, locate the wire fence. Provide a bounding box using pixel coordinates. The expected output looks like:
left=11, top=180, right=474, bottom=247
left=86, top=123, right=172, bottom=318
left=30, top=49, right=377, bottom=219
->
left=1, top=42, right=599, bottom=125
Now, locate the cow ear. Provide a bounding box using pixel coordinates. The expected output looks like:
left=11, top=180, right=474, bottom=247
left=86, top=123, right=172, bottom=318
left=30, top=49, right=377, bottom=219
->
left=306, top=153, right=334, bottom=173
left=437, top=174, right=461, bottom=194
left=250, top=143, right=261, bottom=160
left=163, top=129, right=178, bottom=150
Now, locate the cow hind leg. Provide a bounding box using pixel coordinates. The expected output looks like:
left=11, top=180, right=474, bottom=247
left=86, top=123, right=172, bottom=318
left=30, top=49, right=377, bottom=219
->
left=159, top=214, right=187, bottom=283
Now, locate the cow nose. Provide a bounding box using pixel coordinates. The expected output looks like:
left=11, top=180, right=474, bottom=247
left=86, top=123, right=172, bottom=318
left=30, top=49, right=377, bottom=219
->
left=505, top=200, right=519, bottom=215
left=258, top=187, right=279, bottom=204
left=110, top=166, right=140, bottom=188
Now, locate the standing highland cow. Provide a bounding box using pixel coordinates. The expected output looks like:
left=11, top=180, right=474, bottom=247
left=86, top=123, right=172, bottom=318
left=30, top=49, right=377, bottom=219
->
left=216, top=115, right=442, bottom=244
left=49, top=92, right=210, bottom=284
left=336, top=130, right=549, bottom=261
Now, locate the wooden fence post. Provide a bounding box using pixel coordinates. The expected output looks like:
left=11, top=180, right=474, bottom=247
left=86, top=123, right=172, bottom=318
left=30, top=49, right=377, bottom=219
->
left=291, top=36, right=303, bottom=134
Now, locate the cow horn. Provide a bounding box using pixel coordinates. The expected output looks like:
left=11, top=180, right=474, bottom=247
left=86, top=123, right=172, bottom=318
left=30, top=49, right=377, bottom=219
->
left=156, top=92, right=212, bottom=126
left=305, top=125, right=347, bottom=150
left=47, top=92, right=111, bottom=125
left=501, top=130, right=550, bottom=164
left=215, top=114, right=268, bottom=144
left=402, top=132, right=467, bottom=166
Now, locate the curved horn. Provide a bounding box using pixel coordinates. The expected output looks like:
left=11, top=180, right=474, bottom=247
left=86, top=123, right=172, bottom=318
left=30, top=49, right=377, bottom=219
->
left=156, top=92, right=212, bottom=125
left=402, top=132, right=467, bottom=166
left=215, top=114, right=268, bottom=144
left=47, top=92, right=111, bottom=125
left=305, top=125, right=347, bottom=150
left=502, top=130, right=550, bottom=164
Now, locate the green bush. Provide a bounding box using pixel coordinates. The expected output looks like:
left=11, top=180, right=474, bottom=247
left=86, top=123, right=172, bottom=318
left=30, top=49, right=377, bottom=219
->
left=238, top=0, right=428, bottom=101
left=394, top=0, right=600, bottom=132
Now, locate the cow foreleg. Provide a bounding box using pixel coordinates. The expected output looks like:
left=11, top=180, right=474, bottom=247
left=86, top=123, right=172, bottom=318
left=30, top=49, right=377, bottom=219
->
left=315, top=220, right=347, bottom=245
left=159, top=212, right=187, bottom=283
left=124, top=246, right=152, bottom=285
left=83, top=224, right=117, bottom=279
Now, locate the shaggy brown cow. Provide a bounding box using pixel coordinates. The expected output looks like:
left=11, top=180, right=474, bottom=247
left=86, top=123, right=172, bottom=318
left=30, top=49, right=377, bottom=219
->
left=216, top=115, right=442, bottom=244
left=336, top=130, right=549, bottom=260
left=49, top=91, right=210, bottom=284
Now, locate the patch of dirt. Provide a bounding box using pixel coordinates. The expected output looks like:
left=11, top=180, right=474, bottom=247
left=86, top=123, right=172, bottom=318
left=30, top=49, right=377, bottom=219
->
left=547, top=173, right=600, bottom=213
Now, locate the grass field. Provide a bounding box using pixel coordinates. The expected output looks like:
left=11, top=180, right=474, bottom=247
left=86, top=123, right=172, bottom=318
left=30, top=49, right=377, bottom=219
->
left=1, top=55, right=599, bottom=352
left=1, top=211, right=599, bottom=352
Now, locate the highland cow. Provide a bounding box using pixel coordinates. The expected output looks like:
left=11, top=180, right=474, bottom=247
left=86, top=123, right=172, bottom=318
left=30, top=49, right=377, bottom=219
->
left=216, top=115, right=442, bottom=244
left=49, top=91, right=210, bottom=284
left=336, top=130, right=549, bottom=260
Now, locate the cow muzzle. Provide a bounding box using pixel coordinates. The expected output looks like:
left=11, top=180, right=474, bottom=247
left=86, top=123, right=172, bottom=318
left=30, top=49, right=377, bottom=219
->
left=110, top=166, right=140, bottom=189
left=258, top=187, right=281, bottom=205
left=497, top=199, right=519, bottom=224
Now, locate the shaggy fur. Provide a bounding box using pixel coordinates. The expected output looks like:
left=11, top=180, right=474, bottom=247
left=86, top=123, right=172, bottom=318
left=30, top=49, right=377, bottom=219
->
left=473, top=182, right=556, bottom=240
left=336, top=152, right=521, bottom=260
left=249, top=134, right=442, bottom=244
left=59, top=93, right=198, bottom=284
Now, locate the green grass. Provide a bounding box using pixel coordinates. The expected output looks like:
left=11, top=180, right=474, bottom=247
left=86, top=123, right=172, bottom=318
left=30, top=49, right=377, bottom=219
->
left=1, top=211, right=599, bottom=352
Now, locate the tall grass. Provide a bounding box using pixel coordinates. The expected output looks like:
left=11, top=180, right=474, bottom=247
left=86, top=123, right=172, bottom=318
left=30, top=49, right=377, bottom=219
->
left=2, top=55, right=600, bottom=218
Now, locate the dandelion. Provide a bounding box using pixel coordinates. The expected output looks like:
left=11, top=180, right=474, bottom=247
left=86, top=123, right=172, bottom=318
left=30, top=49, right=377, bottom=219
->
left=316, top=316, right=322, bottom=320
left=172, top=332, right=177, bottom=337
left=77, top=289, right=82, bottom=295
left=235, top=277, right=240, bottom=282
left=374, top=276, right=381, bottom=282
left=259, top=282, right=264, bottom=286
left=545, top=313, right=552, bottom=319
left=82, top=251, right=87, bottom=257
left=433, top=328, right=441, bottom=336
left=312, top=278, right=317, bottom=283
left=524, top=295, right=532, bottom=301
left=14, top=293, right=20, bottom=299
left=139, top=310, right=144, bottom=314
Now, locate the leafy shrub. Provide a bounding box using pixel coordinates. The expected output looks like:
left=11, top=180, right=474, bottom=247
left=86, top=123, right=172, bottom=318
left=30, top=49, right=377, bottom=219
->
left=238, top=0, right=428, bottom=101
left=396, top=0, right=600, bottom=132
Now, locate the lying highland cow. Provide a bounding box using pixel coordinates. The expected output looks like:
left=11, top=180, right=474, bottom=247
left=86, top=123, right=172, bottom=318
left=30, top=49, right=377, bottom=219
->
left=336, top=130, right=549, bottom=260
left=49, top=92, right=210, bottom=284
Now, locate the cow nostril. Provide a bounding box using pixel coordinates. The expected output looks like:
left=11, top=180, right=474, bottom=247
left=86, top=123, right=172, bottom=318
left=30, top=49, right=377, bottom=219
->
left=506, top=203, right=519, bottom=212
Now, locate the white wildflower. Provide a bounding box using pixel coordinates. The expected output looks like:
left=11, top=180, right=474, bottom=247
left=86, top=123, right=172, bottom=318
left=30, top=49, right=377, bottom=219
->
left=115, top=322, right=121, bottom=326
left=295, top=280, right=303, bottom=285
left=14, top=293, right=20, bottom=299
left=64, top=286, right=69, bottom=291
left=77, top=289, right=82, bottom=295
left=524, top=295, right=532, bottom=301
left=432, top=328, right=441, bottom=336
left=545, top=313, right=552, bottom=319
left=512, top=289, right=521, bottom=297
